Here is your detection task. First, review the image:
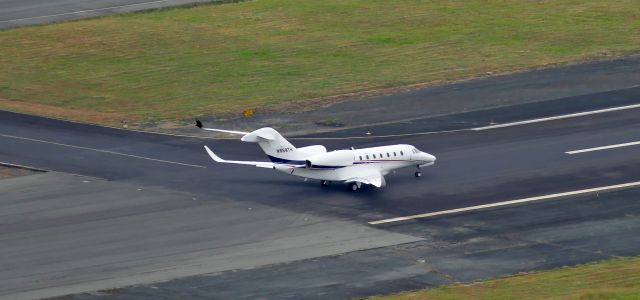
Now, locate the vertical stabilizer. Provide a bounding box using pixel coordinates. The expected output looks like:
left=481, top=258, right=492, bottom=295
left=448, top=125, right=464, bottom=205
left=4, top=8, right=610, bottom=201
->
left=241, top=128, right=303, bottom=163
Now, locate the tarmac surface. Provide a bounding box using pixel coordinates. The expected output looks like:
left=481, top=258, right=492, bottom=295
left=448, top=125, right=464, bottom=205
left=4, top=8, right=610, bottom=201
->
left=0, top=0, right=217, bottom=29
left=1, top=172, right=419, bottom=300
left=0, top=57, right=639, bottom=299
left=70, top=188, right=640, bottom=299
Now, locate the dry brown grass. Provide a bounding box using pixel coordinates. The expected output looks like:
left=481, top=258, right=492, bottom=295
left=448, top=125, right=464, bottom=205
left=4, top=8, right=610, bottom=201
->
left=0, top=98, right=129, bottom=126
left=0, top=164, right=40, bottom=179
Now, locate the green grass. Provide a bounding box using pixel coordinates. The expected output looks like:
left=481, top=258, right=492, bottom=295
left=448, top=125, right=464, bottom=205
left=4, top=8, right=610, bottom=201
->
left=368, top=256, right=640, bottom=300
left=1, top=0, right=639, bottom=124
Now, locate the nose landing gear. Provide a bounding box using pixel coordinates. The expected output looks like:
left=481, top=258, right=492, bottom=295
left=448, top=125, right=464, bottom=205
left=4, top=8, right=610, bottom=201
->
left=415, top=165, right=422, bottom=178
left=321, top=180, right=331, bottom=187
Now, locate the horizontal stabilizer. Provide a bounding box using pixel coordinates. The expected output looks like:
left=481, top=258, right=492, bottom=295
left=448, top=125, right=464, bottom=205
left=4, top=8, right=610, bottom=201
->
left=204, top=145, right=274, bottom=169
left=196, top=119, right=249, bottom=135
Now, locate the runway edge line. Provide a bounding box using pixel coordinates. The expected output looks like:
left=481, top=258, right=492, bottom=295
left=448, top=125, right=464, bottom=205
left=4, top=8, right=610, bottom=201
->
left=472, top=103, right=640, bottom=131
left=566, top=141, right=640, bottom=154
left=369, top=181, right=640, bottom=225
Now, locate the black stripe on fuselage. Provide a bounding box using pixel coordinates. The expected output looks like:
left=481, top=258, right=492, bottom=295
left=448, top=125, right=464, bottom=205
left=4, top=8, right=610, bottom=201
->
left=267, top=155, right=306, bottom=165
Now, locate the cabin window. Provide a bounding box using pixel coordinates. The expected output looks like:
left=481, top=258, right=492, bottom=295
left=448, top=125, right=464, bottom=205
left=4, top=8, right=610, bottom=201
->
left=373, top=154, right=376, bottom=159
left=380, top=153, right=383, bottom=158
left=359, top=156, right=362, bottom=160
left=387, top=153, right=390, bottom=157
left=366, top=155, right=369, bottom=160
left=400, top=151, right=404, bottom=156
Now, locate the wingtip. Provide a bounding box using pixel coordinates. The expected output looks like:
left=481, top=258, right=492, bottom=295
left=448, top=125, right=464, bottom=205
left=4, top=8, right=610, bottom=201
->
left=204, top=145, right=222, bottom=162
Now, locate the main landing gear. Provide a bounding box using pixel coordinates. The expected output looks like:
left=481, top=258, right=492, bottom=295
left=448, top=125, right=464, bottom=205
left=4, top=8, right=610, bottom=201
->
left=320, top=180, right=331, bottom=187
left=349, top=182, right=361, bottom=191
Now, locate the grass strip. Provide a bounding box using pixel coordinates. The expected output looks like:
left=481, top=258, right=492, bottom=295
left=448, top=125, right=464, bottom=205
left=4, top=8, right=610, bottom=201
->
left=369, top=256, right=640, bottom=300
left=1, top=0, right=639, bottom=124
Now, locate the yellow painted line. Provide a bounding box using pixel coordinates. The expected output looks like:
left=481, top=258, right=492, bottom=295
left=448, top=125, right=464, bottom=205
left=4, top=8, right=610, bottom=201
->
left=369, top=181, right=640, bottom=225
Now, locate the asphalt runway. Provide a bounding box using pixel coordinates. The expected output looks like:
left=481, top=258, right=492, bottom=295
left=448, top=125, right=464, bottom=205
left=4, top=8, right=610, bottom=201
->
left=71, top=188, right=640, bottom=299
left=0, top=172, right=420, bottom=300
left=0, top=0, right=215, bottom=29
left=1, top=98, right=639, bottom=222
left=1, top=59, right=639, bottom=298
left=1, top=90, right=639, bottom=299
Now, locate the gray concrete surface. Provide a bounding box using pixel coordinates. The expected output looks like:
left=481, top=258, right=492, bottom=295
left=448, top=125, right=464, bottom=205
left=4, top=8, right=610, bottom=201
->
left=0, top=0, right=220, bottom=29
left=0, top=172, right=420, bottom=300
left=68, top=188, right=640, bottom=299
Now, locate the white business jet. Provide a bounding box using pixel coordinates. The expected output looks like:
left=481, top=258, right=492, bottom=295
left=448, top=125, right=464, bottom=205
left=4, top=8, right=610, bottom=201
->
left=197, top=120, right=436, bottom=191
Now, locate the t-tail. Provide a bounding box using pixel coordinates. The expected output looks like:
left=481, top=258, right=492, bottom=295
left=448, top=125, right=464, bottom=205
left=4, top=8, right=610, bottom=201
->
left=195, top=120, right=323, bottom=165
left=239, top=127, right=304, bottom=164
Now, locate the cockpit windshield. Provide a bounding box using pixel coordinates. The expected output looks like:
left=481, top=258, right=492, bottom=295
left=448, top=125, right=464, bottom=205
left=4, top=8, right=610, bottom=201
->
left=411, top=147, right=419, bottom=154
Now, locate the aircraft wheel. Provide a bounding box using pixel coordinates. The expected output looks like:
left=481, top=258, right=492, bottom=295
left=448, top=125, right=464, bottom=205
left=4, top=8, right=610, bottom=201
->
left=350, top=183, right=359, bottom=191
left=415, top=171, right=422, bottom=178
left=321, top=180, right=330, bottom=187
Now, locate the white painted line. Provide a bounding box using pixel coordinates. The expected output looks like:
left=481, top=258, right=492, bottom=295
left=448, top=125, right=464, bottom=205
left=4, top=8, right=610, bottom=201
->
left=472, top=103, right=640, bottom=131
left=369, top=181, right=640, bottom=225
left=4, top=100, right=640, bottom=142
left=566, top=141, right=640, bottom=154
left=0, top=0, right=174, bottom=23
left=298, top=102, right=640, bottom=140
left=0, top=133, right=206, bottom=168
left=291, top=128, right=465, bottom=140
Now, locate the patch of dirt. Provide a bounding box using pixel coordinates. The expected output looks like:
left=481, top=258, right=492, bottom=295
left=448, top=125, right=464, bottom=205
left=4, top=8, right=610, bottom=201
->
left=0, top=164, right=42, bottom=179
left=0, top=98, right=132, bottom=127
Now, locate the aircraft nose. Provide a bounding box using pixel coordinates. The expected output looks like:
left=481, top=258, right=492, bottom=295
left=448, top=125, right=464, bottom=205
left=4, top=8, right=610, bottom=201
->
left=425, top=153, right=436, bottom=163
left=417, top=152, right=435, bottom=163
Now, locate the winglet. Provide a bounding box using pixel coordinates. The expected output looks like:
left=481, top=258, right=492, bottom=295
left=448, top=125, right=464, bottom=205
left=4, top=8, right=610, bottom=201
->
left=204, top=145, right=224, bottom=163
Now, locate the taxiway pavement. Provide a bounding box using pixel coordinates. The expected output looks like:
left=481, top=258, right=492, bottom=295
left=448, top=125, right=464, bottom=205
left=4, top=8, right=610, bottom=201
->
left=1, top=96, right=638, bottom=222
left=0, top=60, right=639, bottom=299
left=70, top=188, right=640, bottom=299
left=0, top=0, right=216, bottom=29
left=0, top=172, right=419, bottom=300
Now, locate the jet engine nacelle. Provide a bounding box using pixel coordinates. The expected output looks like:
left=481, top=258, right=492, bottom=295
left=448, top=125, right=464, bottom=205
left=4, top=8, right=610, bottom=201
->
left=305, top=150, right=353, bottom=169
left=273, top=164, right=295, bottom=173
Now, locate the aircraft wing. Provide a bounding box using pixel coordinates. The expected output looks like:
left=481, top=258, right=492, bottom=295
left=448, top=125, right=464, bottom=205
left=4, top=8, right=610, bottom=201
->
left=344, top=168, right=386, bottom=188
left=204, top=145, right=274, bottom=169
